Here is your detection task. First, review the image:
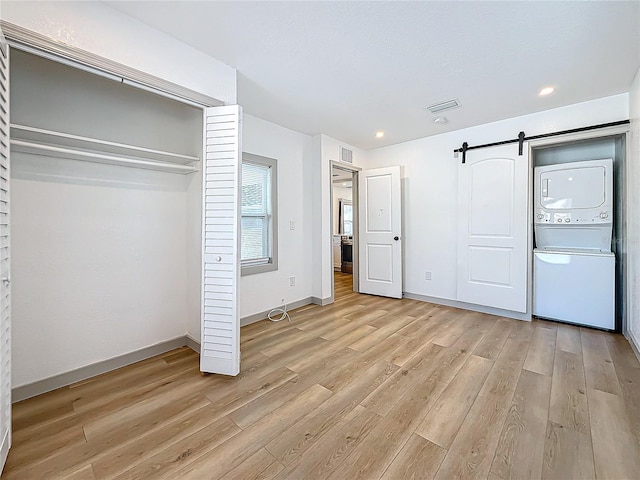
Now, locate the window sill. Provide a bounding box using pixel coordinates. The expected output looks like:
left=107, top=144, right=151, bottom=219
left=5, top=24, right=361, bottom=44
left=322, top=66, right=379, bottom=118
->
left=241, top=261, right=278, bottom=277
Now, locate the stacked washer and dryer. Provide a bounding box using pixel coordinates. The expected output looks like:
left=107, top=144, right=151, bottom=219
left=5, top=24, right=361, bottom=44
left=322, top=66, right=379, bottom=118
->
left=533, top=158, right=615, bottom=330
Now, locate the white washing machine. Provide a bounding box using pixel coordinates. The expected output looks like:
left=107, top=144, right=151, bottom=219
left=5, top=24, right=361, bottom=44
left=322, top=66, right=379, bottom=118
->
left=534, top=249, right=615, bottom=329
left=533, top=158, right=615, bottom=330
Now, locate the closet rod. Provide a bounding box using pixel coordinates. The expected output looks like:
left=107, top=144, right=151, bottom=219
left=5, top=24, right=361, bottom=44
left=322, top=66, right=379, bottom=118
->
left=8, top=41, right=211, bottom=108
left=454, top=119, right=630, bottom=163
left=11, top=139, right=197, bottom=174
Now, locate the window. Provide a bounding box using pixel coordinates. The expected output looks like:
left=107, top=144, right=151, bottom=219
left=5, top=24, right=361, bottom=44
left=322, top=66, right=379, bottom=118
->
left=339, top=199, right=353, bottom=235
left=241, top=153, right=278, bottom=275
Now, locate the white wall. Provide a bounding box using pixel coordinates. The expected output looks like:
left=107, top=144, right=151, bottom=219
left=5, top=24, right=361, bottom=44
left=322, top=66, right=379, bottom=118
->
left=627, top=69, right=640, bottom=354
left=366, top=94, right=629, bottom=304
left=1, top=0, right=237, bottom=104
left=11, top=158, right=190, bottom=387
left=313, top=135, right=366, bottom=301
left=237, top=114, right=314, bottom=320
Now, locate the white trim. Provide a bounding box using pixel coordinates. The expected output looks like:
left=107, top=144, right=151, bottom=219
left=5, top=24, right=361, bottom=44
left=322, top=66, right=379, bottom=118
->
left=527, top=124, right=630, bottom=149
left=1, top=20, right=223, bottom=109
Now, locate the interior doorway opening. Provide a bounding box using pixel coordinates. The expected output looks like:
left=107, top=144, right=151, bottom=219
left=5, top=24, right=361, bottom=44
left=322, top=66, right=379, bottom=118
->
left=331, top=163, right=358, bottom=301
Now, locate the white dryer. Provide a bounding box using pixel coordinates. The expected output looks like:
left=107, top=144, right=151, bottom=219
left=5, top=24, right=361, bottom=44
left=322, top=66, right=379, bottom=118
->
left=534, top=158, right=613, bottom=251
left=533, top=158, right=615, bottom=330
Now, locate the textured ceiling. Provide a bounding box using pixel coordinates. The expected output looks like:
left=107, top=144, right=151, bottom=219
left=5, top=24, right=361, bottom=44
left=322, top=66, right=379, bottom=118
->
left=105, top=1, right=640, bottom=150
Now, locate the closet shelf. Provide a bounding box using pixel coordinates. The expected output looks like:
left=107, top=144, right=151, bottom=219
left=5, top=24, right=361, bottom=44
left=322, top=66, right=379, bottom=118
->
left=10, top=124, right=199, bottom=174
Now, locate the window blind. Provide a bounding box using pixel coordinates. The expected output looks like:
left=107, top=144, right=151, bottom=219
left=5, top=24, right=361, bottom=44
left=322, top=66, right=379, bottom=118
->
left=241, top=162, right=271, bottom=262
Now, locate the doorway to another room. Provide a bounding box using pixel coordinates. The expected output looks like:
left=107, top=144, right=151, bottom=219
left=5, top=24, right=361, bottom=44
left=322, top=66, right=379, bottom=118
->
left=331, top=163, right=358, bottom=301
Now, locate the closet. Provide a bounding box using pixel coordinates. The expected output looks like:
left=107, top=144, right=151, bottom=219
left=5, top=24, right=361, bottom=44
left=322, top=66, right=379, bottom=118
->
left=531, top=133, right=627, bottom=330
left=10, top=50, right=241, bottom=386
left=1, top=37, right=241, bottom=471
left=10, top=48, right=205, bottom=393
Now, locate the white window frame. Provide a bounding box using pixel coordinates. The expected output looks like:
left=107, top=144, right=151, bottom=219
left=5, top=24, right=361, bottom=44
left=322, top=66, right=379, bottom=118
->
left=241, top=152, right=278, bottom=276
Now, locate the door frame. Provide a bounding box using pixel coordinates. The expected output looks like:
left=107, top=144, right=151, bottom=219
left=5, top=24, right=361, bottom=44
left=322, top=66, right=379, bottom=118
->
left=329, top=161, right=360, bottom=303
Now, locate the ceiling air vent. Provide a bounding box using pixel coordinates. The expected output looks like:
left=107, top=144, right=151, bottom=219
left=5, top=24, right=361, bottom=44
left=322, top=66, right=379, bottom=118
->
left=340, top=146, right=353, bottom=164
left=426, top=99, right=460, bottom=114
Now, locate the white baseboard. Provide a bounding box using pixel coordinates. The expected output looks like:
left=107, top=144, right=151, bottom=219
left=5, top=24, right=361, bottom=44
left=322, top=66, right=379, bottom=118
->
left=12, top=336, right=192, bottom=403
left=403, top=292, right=532, bottom=321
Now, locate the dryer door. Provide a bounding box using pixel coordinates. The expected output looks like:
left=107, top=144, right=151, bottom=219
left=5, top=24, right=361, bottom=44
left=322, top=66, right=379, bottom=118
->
left=539, top=165, right=606, bottom=210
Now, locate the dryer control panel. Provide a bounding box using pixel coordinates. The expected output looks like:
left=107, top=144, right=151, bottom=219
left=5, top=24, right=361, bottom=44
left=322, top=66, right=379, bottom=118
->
left=534, top=210, right=612, bottom=224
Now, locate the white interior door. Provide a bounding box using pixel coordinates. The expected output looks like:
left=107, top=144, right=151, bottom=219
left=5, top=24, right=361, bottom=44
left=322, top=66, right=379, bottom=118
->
left=358, top=166, right=402, bottom=298
left=457, top=143, right=528, bottom=313
left=0, top=40, right=11, bottom=472
left=200, top=105, right=241, bottom=376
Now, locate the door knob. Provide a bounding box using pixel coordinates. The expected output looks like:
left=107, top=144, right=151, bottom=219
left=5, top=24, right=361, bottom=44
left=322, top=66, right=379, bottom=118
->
left=393, top=236, right=399, bottom=241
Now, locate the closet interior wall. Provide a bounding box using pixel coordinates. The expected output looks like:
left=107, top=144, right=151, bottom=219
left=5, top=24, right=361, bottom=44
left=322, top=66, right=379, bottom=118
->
left=10, top=50, right=203, bottom=389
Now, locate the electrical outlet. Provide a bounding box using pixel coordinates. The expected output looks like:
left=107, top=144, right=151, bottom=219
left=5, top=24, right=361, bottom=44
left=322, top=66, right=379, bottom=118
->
left=425, top=271, right=432, bottom=281
left=289, top=276, right=296, bottom=287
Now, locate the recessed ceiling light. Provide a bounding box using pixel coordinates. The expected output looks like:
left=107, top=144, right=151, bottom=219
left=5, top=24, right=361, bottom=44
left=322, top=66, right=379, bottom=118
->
left=375, top=131, right=384, bottom=138
left=539, top=86, right=555, bottom=96
left=433, top=117, right=448, bottom=124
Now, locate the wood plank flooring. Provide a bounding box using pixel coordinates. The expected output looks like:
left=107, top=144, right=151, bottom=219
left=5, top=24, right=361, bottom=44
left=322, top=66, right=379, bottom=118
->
left=4, top=271, right=640, bottom=479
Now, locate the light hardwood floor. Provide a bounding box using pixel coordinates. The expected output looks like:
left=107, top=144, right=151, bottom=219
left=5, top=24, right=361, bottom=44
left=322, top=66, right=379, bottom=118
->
left=3, top=272, right=640, bottom=479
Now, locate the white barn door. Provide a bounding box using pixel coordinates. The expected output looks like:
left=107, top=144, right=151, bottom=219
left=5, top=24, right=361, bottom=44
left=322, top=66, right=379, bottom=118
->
left=0, top=40, right=11, bottom=472
left=200, top=105, right=242, bottom=376
left=457, top=144, right=528, bottom=313
left=358, top=166, right=403, bottom=299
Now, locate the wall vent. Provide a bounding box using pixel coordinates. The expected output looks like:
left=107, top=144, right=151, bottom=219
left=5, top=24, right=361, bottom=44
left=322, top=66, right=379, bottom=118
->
left=340, top=147, right=353, bottom=164
left=426, top=99, right=460, bottom=114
